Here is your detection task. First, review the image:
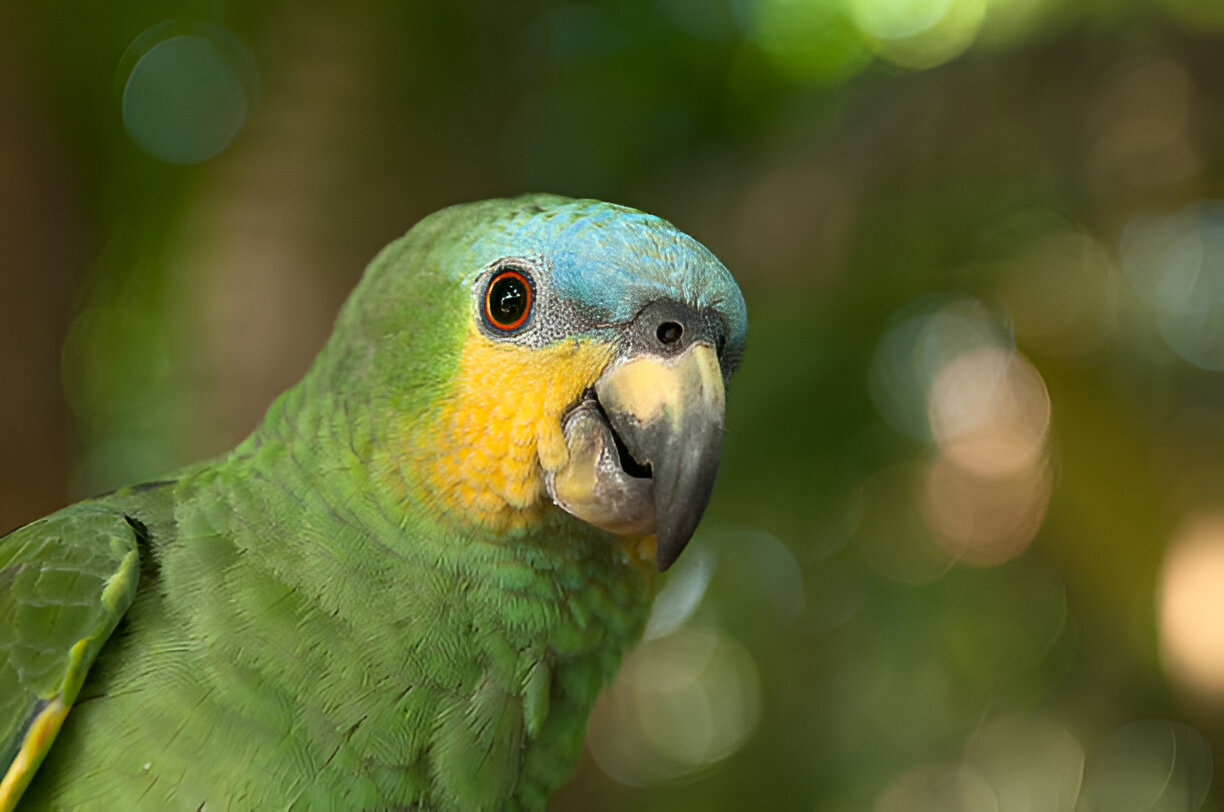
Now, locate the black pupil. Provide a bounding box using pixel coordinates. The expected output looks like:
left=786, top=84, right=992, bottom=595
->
left=490, top=275, right=527, bottom=326
left=657, top=321, right=683, bottom=344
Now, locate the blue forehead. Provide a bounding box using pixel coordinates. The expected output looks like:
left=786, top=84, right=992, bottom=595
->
left=467, top=198, right=747, bottom=348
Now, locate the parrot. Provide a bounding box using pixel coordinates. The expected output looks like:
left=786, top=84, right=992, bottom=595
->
left=0, top=194, right=746, bottom=809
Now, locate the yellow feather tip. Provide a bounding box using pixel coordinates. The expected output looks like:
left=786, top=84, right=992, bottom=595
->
left=0, top=696, right=69, bottom=812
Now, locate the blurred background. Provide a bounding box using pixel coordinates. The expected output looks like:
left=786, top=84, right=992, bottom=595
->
left=4, top=0, right=1224, bottom=808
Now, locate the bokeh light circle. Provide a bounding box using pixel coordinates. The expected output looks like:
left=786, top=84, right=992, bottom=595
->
left=1079, top=719, right=1213, bottom=811
left=921, top=452, right=1051, bottom=566
left=642, top=545, right=716, bottom=641
left=870, top=295, right=1051, bottom=568
left=747, top=0, right=874, bottom=83
left=1121, top=202, right=1224, bottom=371
left=850, top=0, right=986, bottom=69
left=999, top=227, right=1119, bottom=357
left=586, top=628, right=761, bottom=786
left=851, top=0, right=956, bottom=40
left=927, top=347, right=1050, bottom=479
left=965, top=714, right=1084, bottom=811
left=870, top=295, right=1014, bottom=441
left=874, top=761, right=998, bottom=812
left=1159, top=514, right=1224, bottom=698
left=120, top=22, right=258, bottom=165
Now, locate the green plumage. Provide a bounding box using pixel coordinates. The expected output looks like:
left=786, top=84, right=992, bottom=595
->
left=0, top=195, right=746, bottom=809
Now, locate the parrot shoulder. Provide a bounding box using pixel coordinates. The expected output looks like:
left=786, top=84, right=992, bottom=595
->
left=0, top=503, right=143, bottom=812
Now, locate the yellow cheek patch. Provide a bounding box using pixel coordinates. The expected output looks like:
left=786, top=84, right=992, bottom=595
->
left=419, top=327, right=614, bottom=531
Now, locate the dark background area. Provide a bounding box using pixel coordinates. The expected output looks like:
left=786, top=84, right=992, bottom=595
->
left=4, top=1, right=1224, bottom=808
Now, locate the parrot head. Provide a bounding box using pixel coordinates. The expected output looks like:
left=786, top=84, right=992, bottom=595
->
left=324, top=195, right=746, bottom=571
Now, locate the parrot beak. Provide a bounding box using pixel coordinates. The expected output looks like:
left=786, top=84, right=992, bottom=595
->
left=546, top=341, right=725, bottom=571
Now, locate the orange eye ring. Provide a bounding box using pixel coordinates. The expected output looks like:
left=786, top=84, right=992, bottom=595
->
left=484, top=268, right=533, bottom=331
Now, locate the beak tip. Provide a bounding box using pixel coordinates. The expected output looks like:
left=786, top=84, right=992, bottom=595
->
left=655, top=544, right=677, bottom=572
left=653, top=521, right=697, bottom=572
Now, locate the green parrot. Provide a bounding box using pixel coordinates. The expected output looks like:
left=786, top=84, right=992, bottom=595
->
left=0, top=195, right=746, bottom=809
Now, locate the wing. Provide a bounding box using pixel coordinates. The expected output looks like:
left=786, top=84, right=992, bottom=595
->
left=0, top=504, right=141, bottom=812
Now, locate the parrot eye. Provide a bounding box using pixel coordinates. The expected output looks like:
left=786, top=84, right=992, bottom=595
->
left=483, top=267, right=533, bottom=331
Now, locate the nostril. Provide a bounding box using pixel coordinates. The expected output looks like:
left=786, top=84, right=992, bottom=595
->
left=656, top=321, right=684, bottom=345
